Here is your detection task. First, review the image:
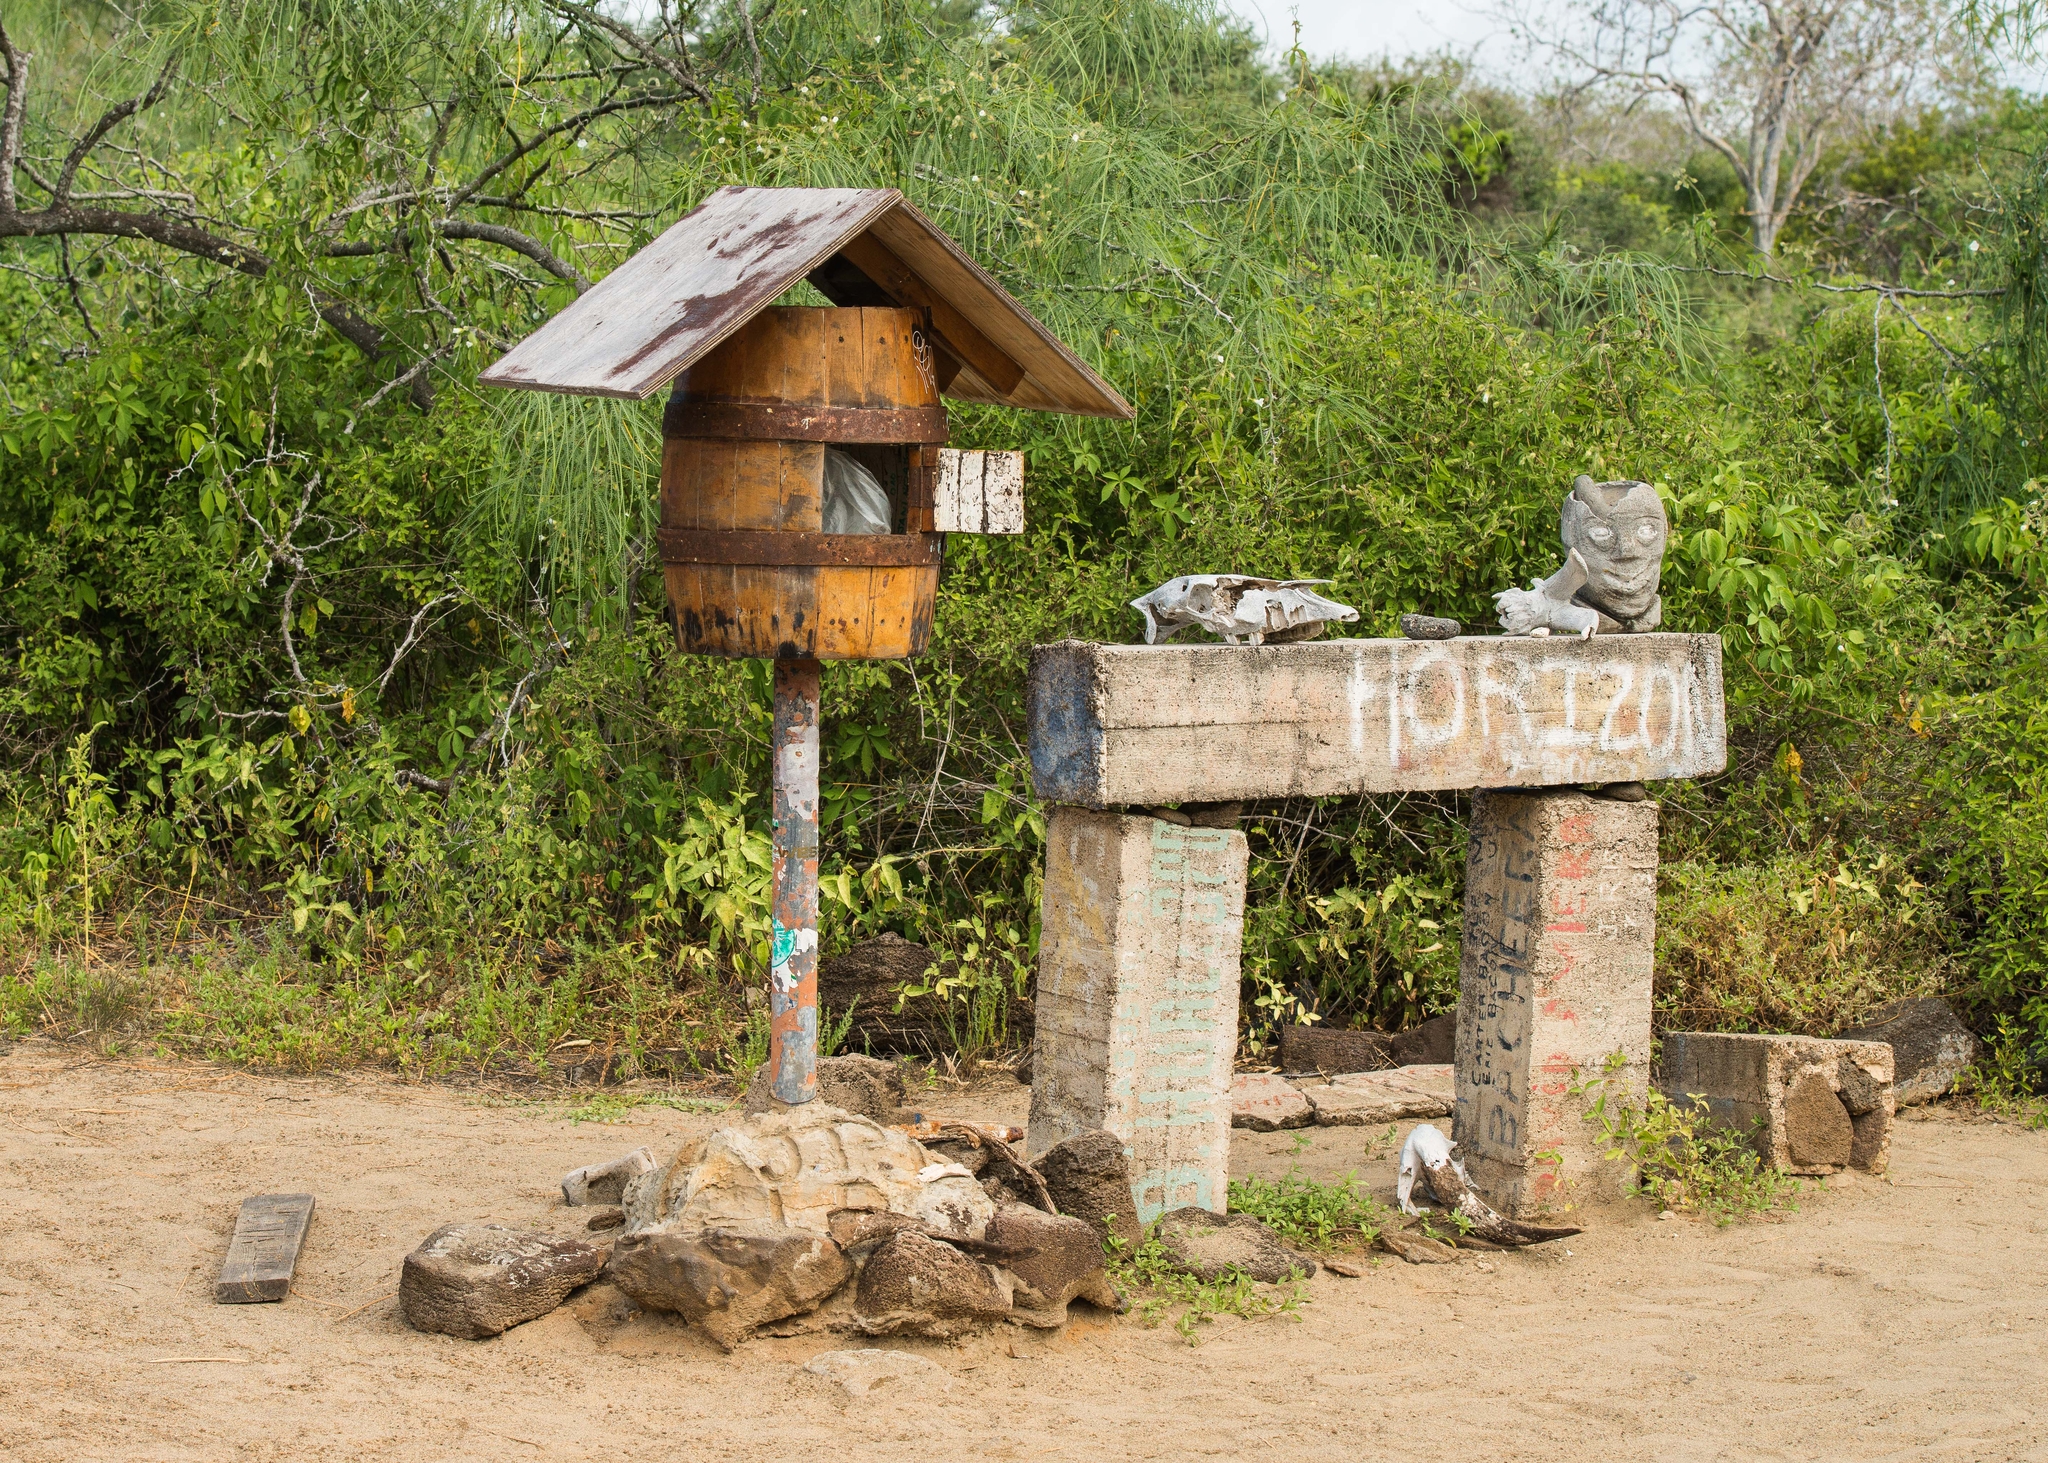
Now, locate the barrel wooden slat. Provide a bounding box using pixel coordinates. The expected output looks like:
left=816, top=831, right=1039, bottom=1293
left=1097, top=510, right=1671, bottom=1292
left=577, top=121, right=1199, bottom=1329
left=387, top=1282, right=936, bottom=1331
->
left=661, top=306, right=940, bottom=660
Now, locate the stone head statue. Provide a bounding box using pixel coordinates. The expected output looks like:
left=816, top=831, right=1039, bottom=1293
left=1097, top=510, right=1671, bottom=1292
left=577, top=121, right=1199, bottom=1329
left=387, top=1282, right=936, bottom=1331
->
left=1492, top=474, right=1668, bottom=637
left=1561, top=475, right=1665, bottom=630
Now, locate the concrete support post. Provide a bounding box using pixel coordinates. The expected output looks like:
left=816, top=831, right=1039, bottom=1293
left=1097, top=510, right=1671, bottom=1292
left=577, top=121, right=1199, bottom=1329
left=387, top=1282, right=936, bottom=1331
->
left=1453, top=790, right=1657, bottom=1218
left=768, top=657, right=822, bottom=1104
left=1028, top=808, right=1248, bottom=1223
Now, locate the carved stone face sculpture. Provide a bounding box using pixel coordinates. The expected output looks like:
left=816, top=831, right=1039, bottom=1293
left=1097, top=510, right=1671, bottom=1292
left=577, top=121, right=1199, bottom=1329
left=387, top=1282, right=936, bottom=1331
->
left=1561, top=475, right=1666, bottom=626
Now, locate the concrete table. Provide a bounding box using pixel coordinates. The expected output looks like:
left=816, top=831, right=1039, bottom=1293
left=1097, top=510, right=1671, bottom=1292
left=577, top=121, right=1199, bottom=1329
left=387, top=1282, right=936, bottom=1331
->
left=1025, top=633, right=1727, bottom=1221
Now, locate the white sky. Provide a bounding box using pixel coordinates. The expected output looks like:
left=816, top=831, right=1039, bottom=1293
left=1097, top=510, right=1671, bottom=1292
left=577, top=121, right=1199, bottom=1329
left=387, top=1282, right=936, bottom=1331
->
left=1221, top=0, right=1508, bottom=68
left=1221, top=0, right=2048, bottom=91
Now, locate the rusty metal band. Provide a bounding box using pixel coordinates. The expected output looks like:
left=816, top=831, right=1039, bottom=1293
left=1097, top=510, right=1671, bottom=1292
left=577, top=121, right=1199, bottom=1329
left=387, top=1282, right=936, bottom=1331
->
left=662, top=399, right=950, bottom=443
left=657, top=528, right=943, bottom=567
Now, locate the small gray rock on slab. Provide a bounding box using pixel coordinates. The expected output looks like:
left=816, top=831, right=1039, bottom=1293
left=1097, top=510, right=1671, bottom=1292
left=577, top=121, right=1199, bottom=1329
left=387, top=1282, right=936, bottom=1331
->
left=400, top=1224, right=607, bottom=1340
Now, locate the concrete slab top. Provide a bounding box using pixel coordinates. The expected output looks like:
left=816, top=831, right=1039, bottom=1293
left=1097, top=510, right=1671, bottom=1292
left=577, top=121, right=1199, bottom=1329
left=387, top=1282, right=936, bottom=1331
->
left=1028, top=634, right=1727, bottom=807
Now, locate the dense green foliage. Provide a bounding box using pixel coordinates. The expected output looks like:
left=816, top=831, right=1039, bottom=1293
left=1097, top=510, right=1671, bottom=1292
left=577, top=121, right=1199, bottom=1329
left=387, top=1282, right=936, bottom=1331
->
left=1, top=0, right=2044, bottom=1082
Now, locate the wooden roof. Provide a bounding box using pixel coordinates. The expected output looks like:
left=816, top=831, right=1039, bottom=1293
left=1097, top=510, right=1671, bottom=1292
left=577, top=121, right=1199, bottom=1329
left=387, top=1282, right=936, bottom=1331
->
left=478, top=186, right=1133, bottom=419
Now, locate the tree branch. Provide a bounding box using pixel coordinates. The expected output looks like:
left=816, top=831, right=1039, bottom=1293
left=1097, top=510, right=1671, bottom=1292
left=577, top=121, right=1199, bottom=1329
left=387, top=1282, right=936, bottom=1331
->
left=54, top=60, right=176, bottom=205
left=538, top=0, right=713, bottom=108
left=0, top=202, right=390, bottom=358
left=0, top=15, right=28, bottom=215
left=327, top=218, right=592, bottom=289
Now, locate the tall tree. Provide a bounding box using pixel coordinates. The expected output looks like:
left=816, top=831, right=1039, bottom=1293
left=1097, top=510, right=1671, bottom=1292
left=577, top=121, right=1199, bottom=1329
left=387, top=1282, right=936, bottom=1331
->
left=1517, top=0, right=1976, bottom=255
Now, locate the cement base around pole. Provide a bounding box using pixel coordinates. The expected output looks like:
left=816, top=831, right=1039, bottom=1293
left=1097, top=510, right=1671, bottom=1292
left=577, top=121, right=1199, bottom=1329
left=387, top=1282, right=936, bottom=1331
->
left=769, top=658, right=822, bottom=1105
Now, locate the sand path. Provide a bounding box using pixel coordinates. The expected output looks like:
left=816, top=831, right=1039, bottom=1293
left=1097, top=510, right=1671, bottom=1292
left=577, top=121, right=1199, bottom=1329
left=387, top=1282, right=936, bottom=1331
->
left=3, top=1036, right=2043, bottom=1462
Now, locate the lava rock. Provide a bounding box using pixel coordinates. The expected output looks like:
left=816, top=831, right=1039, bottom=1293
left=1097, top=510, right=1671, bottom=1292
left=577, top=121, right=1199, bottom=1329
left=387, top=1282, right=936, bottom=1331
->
left=1279, top=1024, right=1395, bottom=1075
left=1035, top=1129, right=1143, bottom=1251
left=605, top=1219, right=850, bottom=1351
left=743, top=1053, right=916, bottom=1123
left=1783, top=1070, right=1855, bottom=1169
left=1153, top=1207, right=1317, bottom=1283
left=399, top=1224, right=607, bottom=1340
left=985, top=1203, right=1121, bottom=1327
left=1837, top=997, right=1979, bottom=1106
left=853, top=1229, right=1013, bottom=1339
left=1388, top=1015, right=1455, bottom=1067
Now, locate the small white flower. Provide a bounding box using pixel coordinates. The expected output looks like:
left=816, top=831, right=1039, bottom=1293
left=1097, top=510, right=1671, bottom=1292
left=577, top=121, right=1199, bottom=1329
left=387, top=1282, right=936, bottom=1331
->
left=575, top=138, right=588, bottom=149
left=1969, top=239, right=1981, bottom=252
left=1072, top=132, right=1082, bottom=142
left=979, top=109, right=988, bottom=118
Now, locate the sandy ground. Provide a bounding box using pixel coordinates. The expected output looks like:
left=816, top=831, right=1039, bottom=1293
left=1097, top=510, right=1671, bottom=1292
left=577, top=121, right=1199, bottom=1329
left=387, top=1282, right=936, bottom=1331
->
left=4, top=1036, right=2046, bottom=1463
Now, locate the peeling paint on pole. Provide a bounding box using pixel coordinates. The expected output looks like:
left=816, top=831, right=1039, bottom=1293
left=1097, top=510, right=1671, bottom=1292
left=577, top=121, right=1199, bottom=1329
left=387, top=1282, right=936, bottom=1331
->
left=770, top=658, right=822, bottom=1104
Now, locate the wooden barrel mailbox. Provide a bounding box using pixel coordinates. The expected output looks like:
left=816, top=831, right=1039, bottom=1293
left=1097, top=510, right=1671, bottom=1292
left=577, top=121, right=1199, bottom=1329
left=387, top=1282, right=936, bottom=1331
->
left=480, top=186, right=1131, bottom=1104
left=659, top=304, right=943, bottom=660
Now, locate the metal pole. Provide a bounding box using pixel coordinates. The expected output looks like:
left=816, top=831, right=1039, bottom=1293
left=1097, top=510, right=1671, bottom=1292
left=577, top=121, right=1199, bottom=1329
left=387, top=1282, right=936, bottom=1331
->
left=768, top=656, right=821, bottom=1104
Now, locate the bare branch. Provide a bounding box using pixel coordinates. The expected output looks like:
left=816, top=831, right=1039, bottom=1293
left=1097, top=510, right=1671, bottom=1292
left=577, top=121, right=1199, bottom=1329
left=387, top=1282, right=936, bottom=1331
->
left=326, top=219, right=593, bottom=289
left=0, top=16, right=28, bottom=215
left=346, top=343, right=451, bottom=428
left=537, top=0, right=713, bottom=108
left=374, top=590, right=463, bottom=697
left=54, top=60, right=177, bottom=205
left=444, top=88, right=683, bottom=211
left=0, top=202, right=390, bottom=357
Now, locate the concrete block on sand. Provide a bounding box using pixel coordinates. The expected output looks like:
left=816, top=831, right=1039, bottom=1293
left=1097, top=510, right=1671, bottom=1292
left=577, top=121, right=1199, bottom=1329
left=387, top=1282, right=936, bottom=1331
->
left=560, top=1146, right=654, bottom=1206
left=1027, top=634, right=1726, bottom=807
left=1661, top=1032, right=1895, bottom=1175
left=1029, top=808, right=1247, bottom=1223
left=1836, top=997, right=1978, bottom=1106
left=1454, top=790, right=1657, bottom=1218
left=400, top=1225, right=606, bottom=1340
left=1231, top=1073, right=1313, bottom=1131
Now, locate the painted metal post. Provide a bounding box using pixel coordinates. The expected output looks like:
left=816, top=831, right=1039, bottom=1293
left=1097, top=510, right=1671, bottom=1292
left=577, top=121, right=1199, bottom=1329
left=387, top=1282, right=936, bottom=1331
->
left=769, top=657, right=822, bottom=1104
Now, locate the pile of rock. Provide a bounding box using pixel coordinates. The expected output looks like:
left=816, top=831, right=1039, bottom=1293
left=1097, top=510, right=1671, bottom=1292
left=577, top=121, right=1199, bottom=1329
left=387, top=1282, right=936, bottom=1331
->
left=1230, top=1064, right=1454, bottom=1132
left=399, top=1056, right=1128, bottom=1347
